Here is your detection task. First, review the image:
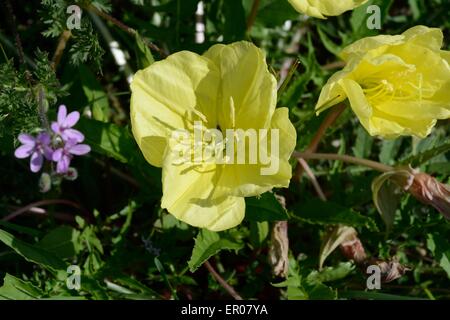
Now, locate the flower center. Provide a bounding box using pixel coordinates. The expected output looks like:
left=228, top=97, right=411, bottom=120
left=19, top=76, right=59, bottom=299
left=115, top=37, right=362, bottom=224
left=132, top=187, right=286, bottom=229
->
left=361, top=73, right=435, bottom=106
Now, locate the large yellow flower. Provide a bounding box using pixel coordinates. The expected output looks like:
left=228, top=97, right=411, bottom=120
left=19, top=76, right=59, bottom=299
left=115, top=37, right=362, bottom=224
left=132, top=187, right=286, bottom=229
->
left=130, top=41, right=296, bottom=231
left=316, top=26, right=450, bottom=138
left=288, top=0, right=368, bottom=19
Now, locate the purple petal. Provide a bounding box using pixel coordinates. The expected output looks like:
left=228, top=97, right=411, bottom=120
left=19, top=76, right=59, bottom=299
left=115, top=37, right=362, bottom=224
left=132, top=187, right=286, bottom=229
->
left=51, top=122, right=61, bottom=135
left=52, top=148, right=63, bottom=162
left=43, top=146, right=54, bottom=161
left=18, top=133, right=35, bottom=146
left=69, top=144, right=91, bottom=156
left=64, top=139, right=79, bottom=149
left=63, top=111, right=80, bottom=127
left=57, top=105, right=67, bottom=124
left=62, top=129, right=84, bottom=143
left=56, top=155, right=71, bottom=174
left=30, top=152, right=44, bottom=173
left=15, top=145, right=34, bottom=159
left=37, top=132, right=51, bottom=145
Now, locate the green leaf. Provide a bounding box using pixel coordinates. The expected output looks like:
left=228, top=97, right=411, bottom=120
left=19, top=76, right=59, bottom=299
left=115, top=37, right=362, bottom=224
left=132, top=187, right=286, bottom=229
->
left=427, top=233, right=450, bottom=279
left=77, top=117, right=161, bottom=191
left=317, top=25, right=342, bottom=57
left=401, top=141, right=450, bottom=167
left=249, top=221, right=269, bottom=248
left=223, top=0, right=246, bottom=42
left=305, top=282, right=337, bottom=300
left=0, top=221, right=43, bottom=238
left=188, top=229, right=243, bottom=272
left=154, top=257, right=178, bottom=299
left=37, top=226, right=80, bottom=259
left=254, top=0, right=298, bottom=28
left=77, top=118, right=136, bottom=163
left=350, top=0, right=393, bottom=39
left=0, top=274, right=44, bottom=300
left=0, top=228, right=66, bottom=272
left=379, top=138, right=403, bottom=165
left=79, top=65, right=110, bottom=122
left=245, top=192, right=288, bottom=222
left=292, top=199, right=377, bottom=230
left=340, top=290, right=425, bottom=300
left=352, top=126, right=374, bottom=159
left=371, top=171, right=409, bottom=231
left=135, top=33, right=154, bottom=69
left=306, top=262, right=355, bottom=285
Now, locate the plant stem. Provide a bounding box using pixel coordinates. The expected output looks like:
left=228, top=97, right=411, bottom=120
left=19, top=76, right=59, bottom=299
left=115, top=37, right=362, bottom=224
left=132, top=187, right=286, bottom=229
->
left=51, top=30, right=72, bottom=70
left=322, top=61, right=346, bottom=71
left=4, top=0, right=25, bottom=65
left=246, top=0, right=261, bottom=31
left=86, top=4, right=165, bottom=57
left=2, top=199, right=91, bottom=222
left=204, top=261, right=243, bottom=300
left=292, top=151, right=394, bottom=173
left=294, top=104, right=346, bottom=180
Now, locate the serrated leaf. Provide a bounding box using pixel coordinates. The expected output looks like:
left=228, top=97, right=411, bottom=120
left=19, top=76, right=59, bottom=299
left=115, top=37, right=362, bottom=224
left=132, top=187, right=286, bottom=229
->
left=188, top=229, right=243, bottom=272
left=305, top=282, right=337, bottom=300
left=0, top=274, right=44, bottom=300
left=401, top=141, right=450, bottom=167
left=293, top=199, right=377, bottom=230
left=427, top=233, right=450, bottom=279
left=245, top=192, right=288, bottom=222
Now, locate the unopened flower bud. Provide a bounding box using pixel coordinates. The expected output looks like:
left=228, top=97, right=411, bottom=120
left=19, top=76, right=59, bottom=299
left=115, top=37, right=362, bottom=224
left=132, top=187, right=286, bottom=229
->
left=406, top=172, right=450, bottom=220
left=38, top=172, right=52, bottom=193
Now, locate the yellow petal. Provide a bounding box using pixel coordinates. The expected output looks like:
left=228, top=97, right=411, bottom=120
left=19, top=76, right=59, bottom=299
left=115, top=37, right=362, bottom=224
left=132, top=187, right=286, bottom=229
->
left=160, top=147, right=244, bottom=231
left=204, top=41, right=277, bottom=130
left=288, top=0, right=368, bottom=19
left=402, top=25, right=443, bottom=51
left=340, top=34, right=405, bottom=61
left=288, top=0, right=326, bottom=19
left=377, top=100, right=450, bottom=121
left=339, top=78, right=372, bottom=119
left=214, top=108, right=296, bottom=198
left=369, top=111, right=436, bottom=138
left=315, top=70, right=349, bottom=114
left=130, top=51, right=219, bottom=167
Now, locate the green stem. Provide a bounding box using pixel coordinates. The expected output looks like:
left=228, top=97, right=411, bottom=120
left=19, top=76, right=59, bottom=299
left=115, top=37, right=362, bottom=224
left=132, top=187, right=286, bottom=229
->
left=292, top=151, right=394, bottom=173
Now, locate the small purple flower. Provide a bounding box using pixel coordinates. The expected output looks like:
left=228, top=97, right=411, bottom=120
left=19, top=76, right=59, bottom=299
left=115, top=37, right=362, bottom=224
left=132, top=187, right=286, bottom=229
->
left=51, top=105, right=84, bottom=142
left=14, top=133, right=53, bottom=173
left=52, top=139, right=91, bottom=174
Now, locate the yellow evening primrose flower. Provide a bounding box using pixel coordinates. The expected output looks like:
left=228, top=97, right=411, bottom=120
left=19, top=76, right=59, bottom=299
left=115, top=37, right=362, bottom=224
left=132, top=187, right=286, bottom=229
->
left=316, top=25, right=450, bottom=138
left=130, top=41, right=296, bottom=231
left=288, top=0, right=368, bottom=19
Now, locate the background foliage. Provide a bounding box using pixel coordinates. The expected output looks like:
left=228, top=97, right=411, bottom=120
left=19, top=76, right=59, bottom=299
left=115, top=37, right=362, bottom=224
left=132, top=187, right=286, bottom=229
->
left=0, top=0, right=449, bottom=300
